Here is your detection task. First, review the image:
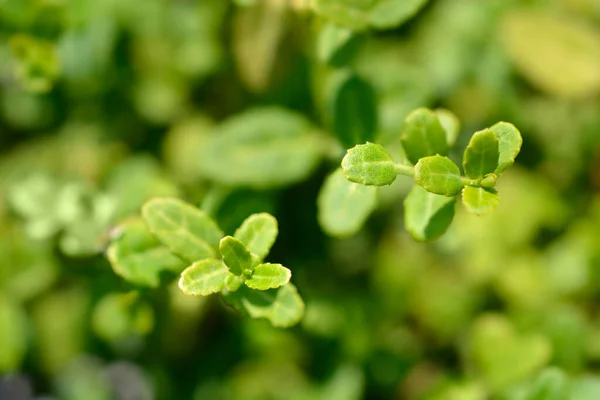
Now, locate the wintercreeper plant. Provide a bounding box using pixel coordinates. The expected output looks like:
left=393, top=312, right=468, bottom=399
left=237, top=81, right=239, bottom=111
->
left=341, top=107, right=522, bottom=241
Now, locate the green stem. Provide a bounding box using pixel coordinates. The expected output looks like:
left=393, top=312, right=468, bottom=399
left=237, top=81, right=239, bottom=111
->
left=394, top=163, right=415, bottom=177
left=460, top=174, right=497, bottom=189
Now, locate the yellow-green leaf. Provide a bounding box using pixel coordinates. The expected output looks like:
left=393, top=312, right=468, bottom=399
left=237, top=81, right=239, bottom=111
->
left=142, top=197, right=223, bottom=263
left=245, top=263, right=291, bottom=290
left=463, top=129, right=499, bottom=179
left=178, top=259, right=229, bottom=296
left=462, top=186, right=499, bottom=215
left=219, top=236, right=253, bottom=276
left=234, top=213, right=278, bottom=260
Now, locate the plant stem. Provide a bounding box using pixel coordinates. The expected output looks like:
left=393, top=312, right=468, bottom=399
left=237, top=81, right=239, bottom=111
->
left=394, top=163, right=415, bottom=177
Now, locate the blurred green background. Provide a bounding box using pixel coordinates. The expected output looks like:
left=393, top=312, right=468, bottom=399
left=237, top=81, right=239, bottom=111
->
left=2, top=0, right=600, bottom=399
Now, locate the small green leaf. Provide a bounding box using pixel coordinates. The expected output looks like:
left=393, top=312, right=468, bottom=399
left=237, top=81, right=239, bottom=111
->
left=524, top=368, right=569, bottom=400
left=178, top=259, right=229, bottom=296
left=245, top=263, right=291, bottom=290
left=91, top=292, right=154, bottom=342
left=107, top=218, right=186, bottom=288
left=142, top=198, right=223, bottom=263
left=434, top=108, right=460, bottom=147
left=462, top=186, right=499, bottom=215
left=404, top=185, right=456, bottom=242
left=414, top=155, right=463, bottom=196
left=328, top=71, right=377, bottom=149
left=369, top=0, right=429, bottom=30
left=490, top=122, right=522, bottom=174
left=400, top=108, right=449, bottom=165
left=469, top=314, right=551, bottom=389
left=224, top=274, right=244, bottom=292
left=341, top=143, right=397, bottom=186
left=463, top=129, right=499, bottom=179
left=198, top=107, right=322, bottom=188
left=234, top=213, right=278, bottom=260
left=317, top=23, right=356, bottom=65
left=219, top=236, right=253, bottom=276
left=223, top=283, right=304, bottom=327
left=313, top=0, right=429, bottom=31
left=0, top=297, right=28, bottom=373
left=317, top=168, right=377, bottom=237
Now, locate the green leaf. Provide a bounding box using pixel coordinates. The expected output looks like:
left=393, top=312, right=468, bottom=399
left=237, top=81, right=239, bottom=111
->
left=404, top=185, right=456, bottom=242
left=341, top=143, right=397, bottom=186
left=314, top=0, right=429, bottom=31
left=317, top=23, right=356, bottom=65
left=463, top=129, right=499, bottom=179
left=414, top=155, right=463, bottom=196
left=142, top=198, right=223, bottom=263
left=327, top=71, right=377, bottom=149
left=500, top=11, right=600, bottom=98
left=0, top=296, right=28, bottom=373
left=234, top=213, right=278, bottom=260
left=434, top=108, right=460, bottom=147
left=10, top=35, right=59, bottom=93
left=469, top=314, right=551, bottom=390
left=198, top=107, right=323, bottom=188
left=91, top=292, right=154, bottom=342
left=223, top=283, right=304, bottom=327
left=107, top=218, right=186, bottom=288
left=178, top=259, right=229, bottom=296
left=245, top=263, right=291, bottom=290
left=462, top=186, right=499, bottom=215
left=524, top=368, right=568, bottom=400
left=400, top=108, right=449, bottom=165
left=219, top=236, right=253, bottom=276
left=490, top=122, right=522, bottom=174
left=106, top=156, right=181, bottom=219
left=224, top=274, right=244, bottom=292
left=317, top=168, right=377, bottom=237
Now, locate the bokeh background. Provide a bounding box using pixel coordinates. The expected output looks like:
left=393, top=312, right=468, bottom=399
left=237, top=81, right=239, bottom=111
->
left=2, top=0, right=600, bottom=399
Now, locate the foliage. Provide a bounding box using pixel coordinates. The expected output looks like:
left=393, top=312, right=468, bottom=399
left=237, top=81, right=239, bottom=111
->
left=2, top=0, right=600, bottom=399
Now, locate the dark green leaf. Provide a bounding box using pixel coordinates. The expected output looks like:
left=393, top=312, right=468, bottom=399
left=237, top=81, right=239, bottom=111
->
left=328, top=71, right=377, bottom=149
left=404, top=185, right=456, bottom=242
left=400, top=108, right=449, bottom=165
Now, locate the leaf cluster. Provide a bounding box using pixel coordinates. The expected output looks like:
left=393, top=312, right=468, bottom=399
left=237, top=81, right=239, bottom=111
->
left=108, top=198, right=303, bottom=327
left=341, top=107, right=522, bottom=241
